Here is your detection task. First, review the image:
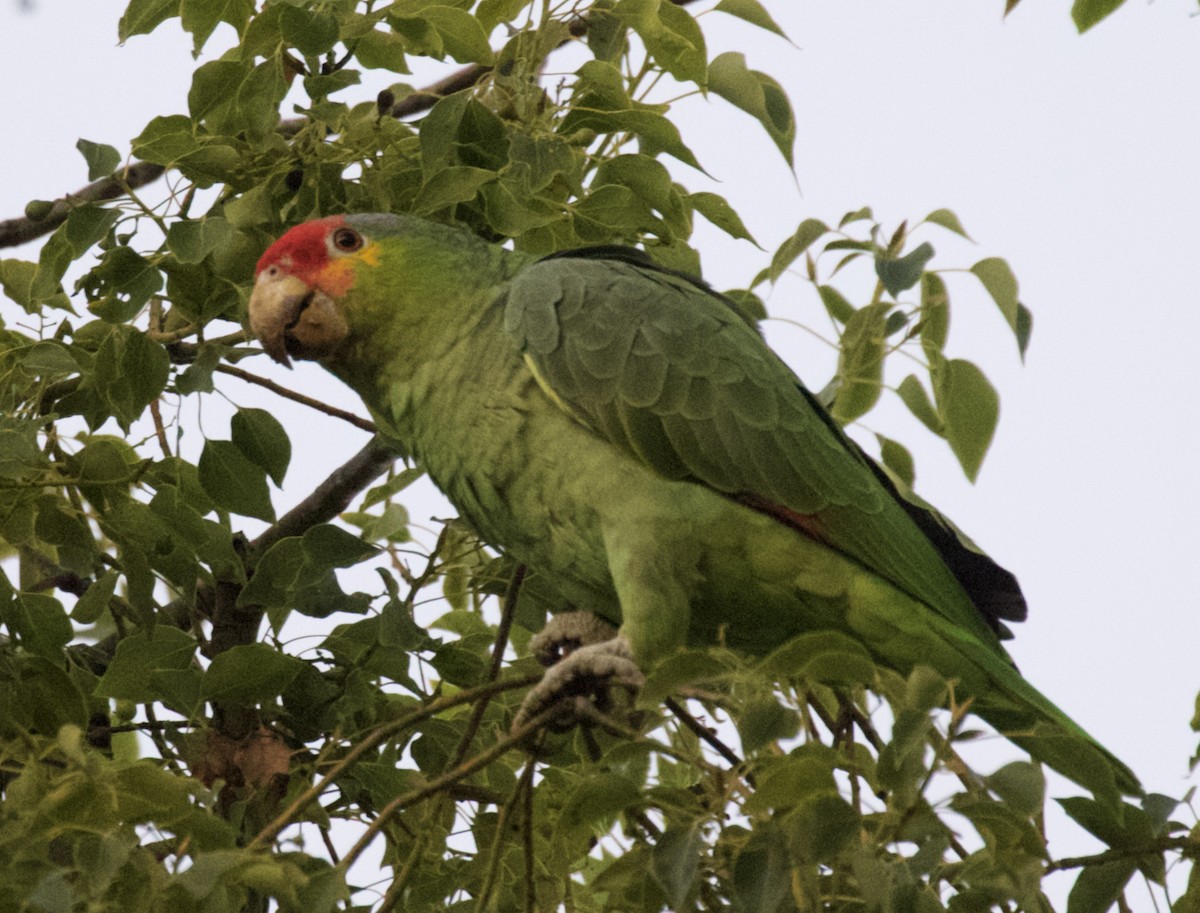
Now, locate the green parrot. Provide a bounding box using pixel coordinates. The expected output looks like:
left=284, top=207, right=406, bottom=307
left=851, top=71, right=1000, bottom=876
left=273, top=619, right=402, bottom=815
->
left=248, top=212, right=1138, bottom=802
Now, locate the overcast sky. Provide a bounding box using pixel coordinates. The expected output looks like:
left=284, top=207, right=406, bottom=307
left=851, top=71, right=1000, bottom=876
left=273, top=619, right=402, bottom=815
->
left=3, top=0, right=1199, bottom=903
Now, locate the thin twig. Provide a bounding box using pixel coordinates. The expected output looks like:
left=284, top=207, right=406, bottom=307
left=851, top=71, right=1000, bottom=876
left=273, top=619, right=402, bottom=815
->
left=665, top=697, right=744, bottom=771
left=522, top=756, right=537, bottom=913
left=0, top=162, right=166, bottom=249
left=338, top=702, right=570, bottom=873
left=149, top=398, right=172, bottom=458
left=1046, top=837, right=1195, bottom=874
left=475, top=756, right=531, bottom=913
left=216, top=363, right=377, bottom=433
left=448, top=564, right=527, bottom=769
left=245, top=674, right=541, bottom=852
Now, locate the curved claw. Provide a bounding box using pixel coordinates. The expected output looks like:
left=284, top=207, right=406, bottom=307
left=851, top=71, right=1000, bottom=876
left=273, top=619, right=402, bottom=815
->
left=513, top=635, right=645, bottom=733
left=529, top=611, right=620, bottom=667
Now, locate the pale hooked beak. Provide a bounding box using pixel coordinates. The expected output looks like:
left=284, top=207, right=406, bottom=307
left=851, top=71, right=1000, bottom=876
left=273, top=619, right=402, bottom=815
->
left=248, top=268, right=348, bottom=367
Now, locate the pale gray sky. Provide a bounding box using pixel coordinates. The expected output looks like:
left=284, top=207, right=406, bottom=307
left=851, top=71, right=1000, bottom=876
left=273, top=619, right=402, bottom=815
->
left=3, top=0, right=1199, bottom=903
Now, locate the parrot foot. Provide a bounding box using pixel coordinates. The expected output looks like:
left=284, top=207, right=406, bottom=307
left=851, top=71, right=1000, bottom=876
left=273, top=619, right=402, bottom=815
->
left=514, top=612, right=645, bottom=733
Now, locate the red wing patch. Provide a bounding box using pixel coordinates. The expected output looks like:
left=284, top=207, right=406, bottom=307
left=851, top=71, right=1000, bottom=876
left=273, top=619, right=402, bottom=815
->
left=735, top=492, right=827, bottom=542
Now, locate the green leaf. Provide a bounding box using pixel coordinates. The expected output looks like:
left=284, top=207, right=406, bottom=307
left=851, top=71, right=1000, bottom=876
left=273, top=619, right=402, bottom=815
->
left=198, top=439, right=275, bottom=521
left=301, top=524, right=376, bottom=568
left=76, top=139, right=121, bottom=181
left=0, top=659, right=91, bottom=744
left=95, top=627, right=199, bottom=703
left=732, top=825, right=791, bottom=913
left=202, top=644, right=306, bottom=704
left=412, top=166, right=496, bottom=215
left=573, top=184, right=656, bottom=241
left=188, top=58, right=288, bottom=141
left=757, top=218, right=827, bottom=286
left=1067, top=861, right=1137, bottom=913
left=362, top=467, right=423, bottom=509
left=236, top=525, right=374, bottom=620
left=603, top=110, right=704, bottom=172
left=556, top=773, right=641, bottom=846
left=614, top=0, right=707, bottom=85
left=839, top=206, right=873, bottom=227
left=231, top=407, right=291, bottom=487
left=116, top=762, right=195, bottom=825
left=897, top=374, right=943, bottom=436
left=689, top=191, right=758, bottom=245
left=708, top=51, right=795, bottom=166
left=758, top=630, right=877, bottom=684
left=919, top=271, right=949, bottom=359
left=119, top=0, right=180, bottom=41
left=0, top=593, right=72, bottom=659
left=987, top=761, right=1046, bottom=817
left=166, top=216, right=234, bottom=264
left=1, top=258, right=58, bottom=314
left=1016, top=301, right=1034, bottom=361
left=506, top=132, right=581, bottom=194
left=738, top=695, right=800, bottom=753
left=747, top=753, right=838, bottom=812
left=970, top=256, right=1020, bottom=329
left=876, top=434, right=915, bottom=488
left=355, top=28, right=411, bottom=71
left=132, top=115, right=199, bottom=166
left=72, top=569, right=119, bottom=624
left=832, top=302, right=888, bottom=424
left=640, top=649, right=735, bottom=705
left=651, top=825, right=703, bottom=910
left=713, top=0, right=791, bottom=40
left=594, top=154, right=674, bottom=216
left=280, top=6, right=339, bottom=56
left=392, top=6, right=494, bottom=64
left=477, top=0, right=531, bottom=30
left=875, top=241, right=935, bottom=298
left=933, top=358, right=998, bottom=482
left=86, top=246, right=164, bottom=322
left=180, top=0, right=254, bottom=56
left=817, top=285, right=855, bottom=324
left=923, top=207, right=971, bottom=239
left=788, top=795, right=862, bottom=863
left=75, top=324, right=170, bottom=431
left=64, top=204, right=120, bottom=259
left=1072, top=0, right=1126, bottom=32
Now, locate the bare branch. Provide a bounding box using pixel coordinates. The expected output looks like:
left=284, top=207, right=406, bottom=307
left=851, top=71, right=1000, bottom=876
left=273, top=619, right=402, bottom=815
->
left=249, top=435, right=398, bottom=556
left=1046, top=836, right=1195, bottom=873
left=0, top=162, right=165, bottom=249
left=216, top=363, right=377, bottom=433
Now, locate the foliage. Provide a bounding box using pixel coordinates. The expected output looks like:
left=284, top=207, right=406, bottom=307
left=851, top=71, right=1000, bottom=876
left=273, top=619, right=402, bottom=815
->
left=0, top=2, right=1195, bottom=913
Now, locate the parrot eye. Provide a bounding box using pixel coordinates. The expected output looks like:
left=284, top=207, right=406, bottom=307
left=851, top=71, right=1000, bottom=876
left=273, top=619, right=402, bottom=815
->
left=331, top=227, right=364, bottom=253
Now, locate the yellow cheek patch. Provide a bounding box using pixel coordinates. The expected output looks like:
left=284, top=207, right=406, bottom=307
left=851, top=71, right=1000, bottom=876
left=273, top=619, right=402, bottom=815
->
left=318, top=242, right=384, bottom=296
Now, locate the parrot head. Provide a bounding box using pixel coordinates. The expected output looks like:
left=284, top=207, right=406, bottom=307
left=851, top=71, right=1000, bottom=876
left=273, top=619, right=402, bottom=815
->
left=249, top=215, right=381, bottom=367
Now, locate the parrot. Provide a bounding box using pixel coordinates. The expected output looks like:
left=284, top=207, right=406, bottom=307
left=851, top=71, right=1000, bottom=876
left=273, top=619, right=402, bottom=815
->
left=248, top=212, right=1139, bottom=803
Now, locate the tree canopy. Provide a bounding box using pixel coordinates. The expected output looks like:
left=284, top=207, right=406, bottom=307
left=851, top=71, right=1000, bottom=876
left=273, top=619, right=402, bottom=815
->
left=0, top=2, right=1197, bottom=913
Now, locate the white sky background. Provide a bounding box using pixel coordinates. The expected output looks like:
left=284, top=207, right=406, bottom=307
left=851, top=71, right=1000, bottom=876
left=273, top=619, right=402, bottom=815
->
left=2, top=0, right=1200, bottom=904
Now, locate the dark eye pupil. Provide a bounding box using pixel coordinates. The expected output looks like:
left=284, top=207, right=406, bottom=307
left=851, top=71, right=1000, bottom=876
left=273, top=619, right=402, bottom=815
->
left=334, top=229, right=361, bottom=251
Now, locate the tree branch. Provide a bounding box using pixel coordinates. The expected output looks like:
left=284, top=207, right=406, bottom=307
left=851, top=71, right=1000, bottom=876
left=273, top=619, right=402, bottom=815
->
left=216, top=364, right=377, bottom=433
left=249, top=435, right=399, bottom=557
left=1045, top=836, right=1196, bottom=873
left=0, top=162, right=166, bottom=249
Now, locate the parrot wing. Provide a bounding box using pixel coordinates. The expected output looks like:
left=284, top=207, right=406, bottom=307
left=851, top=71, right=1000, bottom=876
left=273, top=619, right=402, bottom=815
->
left=502, top=247, right=1022, bottom=649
